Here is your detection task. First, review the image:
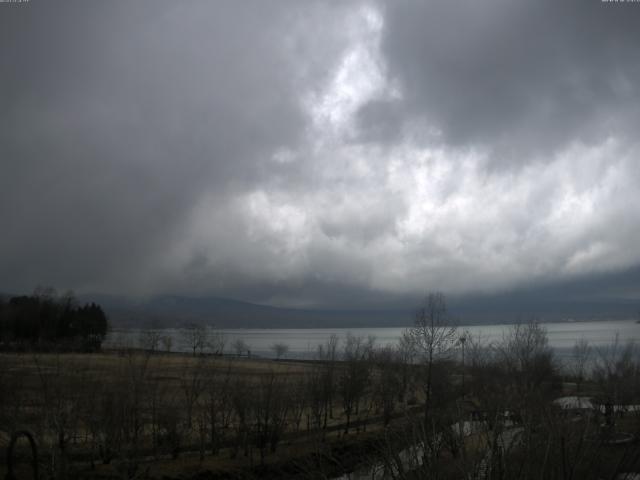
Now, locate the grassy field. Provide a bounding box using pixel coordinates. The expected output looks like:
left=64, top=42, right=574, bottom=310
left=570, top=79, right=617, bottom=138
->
left=0, top=350, right=418, bottom=479
left=3, top=334, right=640, bottom=480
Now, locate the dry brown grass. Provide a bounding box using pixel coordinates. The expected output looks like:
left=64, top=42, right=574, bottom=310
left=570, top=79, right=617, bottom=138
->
left=0, top=350, right=395, bottom=479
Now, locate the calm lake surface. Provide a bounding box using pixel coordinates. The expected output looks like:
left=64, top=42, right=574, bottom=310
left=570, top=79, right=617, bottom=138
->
left=106, top=320, right=640, bottom=361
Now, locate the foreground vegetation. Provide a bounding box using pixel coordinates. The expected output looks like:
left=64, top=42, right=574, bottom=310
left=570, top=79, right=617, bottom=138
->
left=2, top=293, right=640, bottom=479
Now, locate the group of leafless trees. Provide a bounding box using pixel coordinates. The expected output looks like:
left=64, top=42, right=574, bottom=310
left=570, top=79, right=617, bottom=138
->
left=2, top=292, right=640, bottom=479
left=132, top=323, right=226, bottom=357
left=372, top=293, right=640, bottom=480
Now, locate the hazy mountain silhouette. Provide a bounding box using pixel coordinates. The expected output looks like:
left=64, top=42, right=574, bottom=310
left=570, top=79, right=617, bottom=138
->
left=5, top=266, right=637, bottom=328
left=81, top=294, right=413, bottom=329
left=83, top=279, right=639, bottom=329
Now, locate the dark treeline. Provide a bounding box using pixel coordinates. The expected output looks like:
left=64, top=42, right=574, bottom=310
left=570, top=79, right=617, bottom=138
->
left=0, top=287, right=108, bottom=351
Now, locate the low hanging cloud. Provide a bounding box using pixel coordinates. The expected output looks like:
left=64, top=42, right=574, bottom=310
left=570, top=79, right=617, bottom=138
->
left=1, top=0, right=640, bottom=309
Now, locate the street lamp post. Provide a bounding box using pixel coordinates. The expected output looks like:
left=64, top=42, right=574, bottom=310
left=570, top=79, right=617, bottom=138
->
left=459, top=334, right=467, bottom=397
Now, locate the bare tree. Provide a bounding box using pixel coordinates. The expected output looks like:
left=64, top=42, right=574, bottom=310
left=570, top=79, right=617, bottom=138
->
left=396, top=332, right=417, bottom=404
left=338, top=333, right=372, bottom=434
left=250, top=370, right=291, bottom=463
left=157, top=392, right=183, bottom=460
left=405, top=292, right=457, bottom=428
left=161, top=334, right=173, bottom=353
left=232, top=338, right=249, bottom=357
left=120, top=350, right=153, bottom=464
left=230, top=376, right=250, bottom=458
left=458, top=331, right=469, bottom=396
left=271, top=342, right=289, bottom=359
left=207, top=327, right=226, bottom=355
left=182, top=323, right=208, bottom=356
left=0, top=354, right=23, bottom=435
left=372, top=346, right=402, bottom=426
left=496, top=320, right=555, bottom=399
left=139, top=329, right=161, bottom=353
left=305, top=366, right=326, bottom=433
left=34, top=353, right=82, bottom=478
left=594, top=335, right=639, bottom=406
left=317, top=334, right=339, bottom=427
left=570, top=337, right=591, bottom=393
left=465, top=332, right=508, bottom=423
left=204, top=363, right=234, bottom=455
left=288, top=373, right=308, bottom=432
left=179, top=357, right=206, bottom=429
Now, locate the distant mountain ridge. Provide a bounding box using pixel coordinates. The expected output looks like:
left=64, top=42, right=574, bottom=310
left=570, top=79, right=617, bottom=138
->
left=81, top=290, right=639, bottom=329
left=81, top=294, right=414, bottom=329
left=5, top=265, right=639, bottom=329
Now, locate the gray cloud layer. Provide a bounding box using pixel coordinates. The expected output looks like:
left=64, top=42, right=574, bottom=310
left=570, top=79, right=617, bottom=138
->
left=2, top=0, right=640, bottom=309
left=378, top=0, right=640, bottom=157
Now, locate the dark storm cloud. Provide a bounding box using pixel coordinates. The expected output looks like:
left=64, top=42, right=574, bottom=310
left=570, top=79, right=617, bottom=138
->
left=0, top=0, right=311, bottom=293
left=2, top=0, right=640, bottom=311
left=374, top=0, right=640, bottom=157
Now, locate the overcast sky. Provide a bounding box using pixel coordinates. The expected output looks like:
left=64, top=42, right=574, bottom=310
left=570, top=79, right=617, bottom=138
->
left=2, top=0, right=640, bottom=309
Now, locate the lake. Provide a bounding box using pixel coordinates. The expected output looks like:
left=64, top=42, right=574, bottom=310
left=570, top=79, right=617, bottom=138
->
left=106, top=319, right=640, bottom=362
